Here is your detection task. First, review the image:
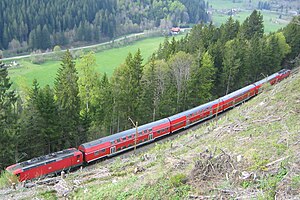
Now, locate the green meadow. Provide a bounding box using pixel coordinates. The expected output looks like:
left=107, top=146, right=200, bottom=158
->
left=209, top=0, right=291, bottom=32
left=8, top=37, right=167, bottom=88
left=212, top=10, right=289, bottom=33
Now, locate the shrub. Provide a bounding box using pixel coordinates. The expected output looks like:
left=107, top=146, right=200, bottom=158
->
left=169, top=173, right=187, bottom=187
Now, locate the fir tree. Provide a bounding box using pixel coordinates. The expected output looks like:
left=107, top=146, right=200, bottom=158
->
left=54, top=50, right=81, bottom=147
left=0, top=64, right=18, bottom=169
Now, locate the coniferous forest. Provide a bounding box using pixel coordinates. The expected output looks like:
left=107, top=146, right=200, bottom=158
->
left=0, top=12, right=299, bottom=170
left=0, top=0, right=208, bottom=53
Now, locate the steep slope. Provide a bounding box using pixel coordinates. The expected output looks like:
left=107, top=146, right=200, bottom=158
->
left=2, top=71, right=300, bottom=199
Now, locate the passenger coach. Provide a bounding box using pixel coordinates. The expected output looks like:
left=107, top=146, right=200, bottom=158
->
left=79, top=118, right=170, bottom=163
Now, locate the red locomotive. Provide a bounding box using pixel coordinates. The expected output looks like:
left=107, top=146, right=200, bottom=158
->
left=6, top=148, right=83, bottom=181
left=6, top=69, right=291, bottom=181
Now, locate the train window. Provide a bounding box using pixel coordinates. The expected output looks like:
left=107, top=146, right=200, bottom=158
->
left=101, top=149, right=106, bottom=153
left=94, top=151, right=100, bottom=156
left=157, top=130, right=160, bottom=134
left=128, top=135, right=132, bottom=139
left=138, top=132, right=142, bottom=136
left=46, top=160, right=55, bottom=164
left=24, top=166, right=34, bottom=171
left=117, top=139, right=121, bottom=143
left=117, top=148, right=121, bottom=151
left=122, top=137, right=126, bottom=141
left=111, top=141, right=114, bottom=145
left=144, top=130, right=147, bottom=134
left=149, top=129, right=152, bottom=132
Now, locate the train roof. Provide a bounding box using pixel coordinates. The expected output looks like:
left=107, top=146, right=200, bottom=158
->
left=181, top=99, right=220, bottom=116
left=220, top=84, right=255, bottom=101
left=7, top=148, right=79, bottom=172
left=253, top=72, right=279, bottom=86
left=278, top=69, right=290, bottom=74
left=168, top=99, right=220, bottom=120
left=80, top=118, right=170, bottom=149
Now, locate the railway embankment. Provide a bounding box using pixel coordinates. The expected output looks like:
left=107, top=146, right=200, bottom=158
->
left=1, top=70, right=300, bottom=199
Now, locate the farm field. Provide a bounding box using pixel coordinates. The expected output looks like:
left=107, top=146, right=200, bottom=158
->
left=209, top=0, right=292, bottom=32
left=212, top=10, right=289, bottom=32
left=8, top=36, right=169, bottom=88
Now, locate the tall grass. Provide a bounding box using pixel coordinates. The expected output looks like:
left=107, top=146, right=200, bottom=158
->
left=0, top=171, right=18, bottom=189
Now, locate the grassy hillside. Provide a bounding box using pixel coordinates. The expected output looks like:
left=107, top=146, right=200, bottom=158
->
left=8, top=37, right=167, bottom=88
left=2, top=70, right=298, bottom=199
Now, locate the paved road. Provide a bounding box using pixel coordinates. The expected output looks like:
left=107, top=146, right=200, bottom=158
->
left=0, top=32, right=145, bottom=62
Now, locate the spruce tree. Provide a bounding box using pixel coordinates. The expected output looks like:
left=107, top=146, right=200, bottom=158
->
left=283, top=16, right=300, bottom=64
left=54, top=50, right=81, bottom=147
left=18, top=79, right=46, bottom=158
left=0, top=64, right=18, bottom=169
left=187, top=51, right=216, bottom=107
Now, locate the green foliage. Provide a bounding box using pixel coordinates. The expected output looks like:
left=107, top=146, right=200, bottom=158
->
left=0, top=0, right=208, bottom=51
left=168, top=51, right=194, bottom=112
left=0, top=65, right=18, bottom=169
left=110, top=49, right=144, bottom=130
left=291, top=175, right=300, bottom=190
left=0, top=171, right=18, bottom=189
left=257, top=164, right=288, bottom=199
left=238, top=10, right=264, bottom=39
left=18, top=80, right=61, bottom=158
left=54, top=50, right=82, bottom=147
left=222, top=39, right=241, bottom=94
left=169, top=173, right=187, bottom=187
left=30, top=50, right=45, bottom=64
left=187, top=51, right=216, bottom=107
left=250, top=153, right=269, bottom=171
left=283, top=16, right=300, bottom=64
left=39, top=190, right=57, bottom=200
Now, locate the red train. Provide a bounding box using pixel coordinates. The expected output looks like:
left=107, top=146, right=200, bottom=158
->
left=6, top=69, right=291, bottom=181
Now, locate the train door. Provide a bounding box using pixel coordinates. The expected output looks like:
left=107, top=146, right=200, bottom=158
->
left=110, top=146, right=116, bottom=154
left=186, top=119, right=190, bottom=128
left=148, top=134, right=153, bottom=140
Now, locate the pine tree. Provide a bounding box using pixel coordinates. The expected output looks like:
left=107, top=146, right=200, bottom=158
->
left=0, top=64, right=18, bottom=169
left=283, top=16, right=300, bottom=64
left=220, top=17, right=240, bottom=43
left=54, top=50, right=81, bottom=147
left=36, top=85, right=59, bottom=153
left=222, top=39, right=241, bottom=94
left=246, top=35, right=263, bottom=81
left=239, top=10, right=264, bottom=40
left=187, top=51, right=216, bottom=107
left=90, top=73, right=114, bottom=138
left=18, top=79, right=46, bottom=158
left=140, top=55, right=165, bottom=122
left=128, top=49, right=144, bottom=122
